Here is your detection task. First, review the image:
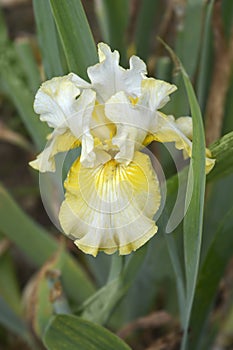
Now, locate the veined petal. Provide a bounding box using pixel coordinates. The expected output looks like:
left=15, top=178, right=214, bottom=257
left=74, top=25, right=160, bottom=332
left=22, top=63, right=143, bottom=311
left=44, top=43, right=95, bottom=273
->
left=59, top=151, right=161, bottom=256
left=87, top=43, right=147, bottom=102
left=29, top=130, right=80, bottom=172
left=34, top=73, right=80, bottom=130
left=146, top=113, right=215, bottom=174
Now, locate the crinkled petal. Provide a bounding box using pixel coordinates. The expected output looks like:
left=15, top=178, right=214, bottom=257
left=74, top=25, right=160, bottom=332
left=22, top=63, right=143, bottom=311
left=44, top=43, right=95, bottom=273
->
left=87, top=43, right=147, bottom=102
left=147, top=113, right=215, bottom=174
left=139, top=78, right=177, bottom=110
left=59, top=151, right=161, bottom=256
left=34, top=73, right=80, bottom=130
left=29, top=130, right=80, bottom=172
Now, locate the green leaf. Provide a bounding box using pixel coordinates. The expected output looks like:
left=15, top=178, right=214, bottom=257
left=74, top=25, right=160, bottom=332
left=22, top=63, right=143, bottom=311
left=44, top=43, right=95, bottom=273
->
left=169, top=0, right=205, bottom=116
left=96, top=0, right=129, bottom=66
left=49, top=0, right=98, bottom=79
left=189, top=207, right=233, bottom=350
left=155, top=56, right=172, bottom=81
left=0, top=297, right=32, bottom=345
left=15, top=38, right=41, bottom=93
left=79, top=246, right=147, bottom=325
left=0, top=250, right=21, bottom=315
left=175, top=0, right=204, bottom=78
left=208, top=131, right=233, bottom=182
left=222, top=0, right=233, bottom=41
left=135, top=0, right=160, bottom=61
left=181, top=66, right=206, bottom=350
left=158, top=39, right=206, bottom=349
left=33, top=0, right=67, bottom=78
left=0, top=184, right=95, bottom=304
left=43, top=314, right=131, bottom=350
left=0, top=50, right=49, bottom=151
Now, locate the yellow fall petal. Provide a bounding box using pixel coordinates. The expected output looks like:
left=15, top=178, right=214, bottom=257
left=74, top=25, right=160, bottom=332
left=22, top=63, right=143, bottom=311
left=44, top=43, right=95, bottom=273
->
left=59, top=151, right=161, bottom=256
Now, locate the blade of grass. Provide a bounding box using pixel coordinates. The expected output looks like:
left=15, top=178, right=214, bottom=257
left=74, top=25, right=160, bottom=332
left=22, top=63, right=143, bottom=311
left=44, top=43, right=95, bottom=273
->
left=181, top=60, right=206, bottom=350
left=158, top=39, right=207, bottom=349
left=33, top=0, right=67, bottom=79
left=49, top=0, right=98, bottom=79
left=0, top=184, right=95, bottom=304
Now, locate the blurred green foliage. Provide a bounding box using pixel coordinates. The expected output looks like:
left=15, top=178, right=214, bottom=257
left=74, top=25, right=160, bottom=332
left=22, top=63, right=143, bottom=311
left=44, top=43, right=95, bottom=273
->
left=0, top=1, right=233, bottom=349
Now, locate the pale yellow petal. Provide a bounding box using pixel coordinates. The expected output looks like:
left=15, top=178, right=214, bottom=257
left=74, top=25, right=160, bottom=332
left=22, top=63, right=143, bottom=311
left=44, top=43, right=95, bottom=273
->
left=59, top=151, right=161, bottom=256
left=145, top=113, right=215, bottom=174
left=29, top=130, right=80, bottom=172
left=140, top=78, right=177, bottom=110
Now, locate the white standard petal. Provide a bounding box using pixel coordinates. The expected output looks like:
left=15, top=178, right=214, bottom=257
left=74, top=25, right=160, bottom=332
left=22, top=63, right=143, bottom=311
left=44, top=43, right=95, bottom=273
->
left=34, top=73, right=80, bottom=130
left=59, top=151, right=161, bottom=256
left=87, top=42, right=147, bottom=102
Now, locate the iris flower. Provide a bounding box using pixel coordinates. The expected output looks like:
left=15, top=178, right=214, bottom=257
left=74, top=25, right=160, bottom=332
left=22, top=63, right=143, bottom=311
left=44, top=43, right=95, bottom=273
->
left=30, top=43, right=215, bottom=257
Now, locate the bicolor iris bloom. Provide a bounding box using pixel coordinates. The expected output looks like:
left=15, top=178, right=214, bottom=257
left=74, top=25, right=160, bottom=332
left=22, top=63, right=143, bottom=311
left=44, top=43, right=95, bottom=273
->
left=30, top=43, right=215, bottom=257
